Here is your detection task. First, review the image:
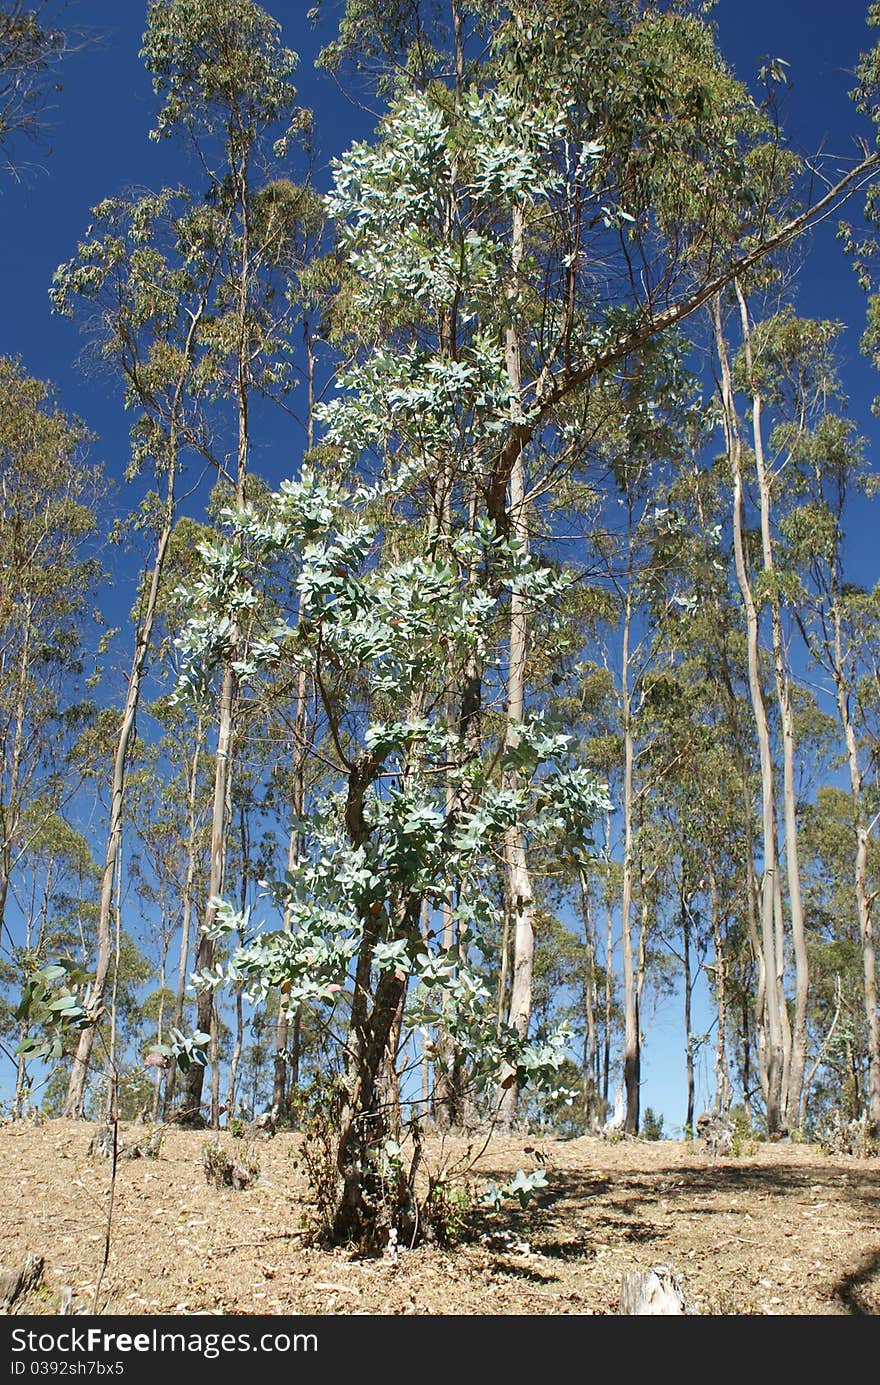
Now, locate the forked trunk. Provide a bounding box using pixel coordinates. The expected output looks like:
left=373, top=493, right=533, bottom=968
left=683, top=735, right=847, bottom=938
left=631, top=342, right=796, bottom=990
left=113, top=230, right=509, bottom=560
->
left=735, top=283, right=808, bottom=1129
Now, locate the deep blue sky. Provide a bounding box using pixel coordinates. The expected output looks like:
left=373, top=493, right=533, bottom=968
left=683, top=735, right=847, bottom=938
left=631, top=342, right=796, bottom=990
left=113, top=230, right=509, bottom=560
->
left=2, top=1, right=879, bottom=1130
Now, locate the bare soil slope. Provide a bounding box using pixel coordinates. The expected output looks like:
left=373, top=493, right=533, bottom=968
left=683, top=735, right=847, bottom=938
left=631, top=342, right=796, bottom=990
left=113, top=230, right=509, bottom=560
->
left=1, top=1119, right=878, bottom=1316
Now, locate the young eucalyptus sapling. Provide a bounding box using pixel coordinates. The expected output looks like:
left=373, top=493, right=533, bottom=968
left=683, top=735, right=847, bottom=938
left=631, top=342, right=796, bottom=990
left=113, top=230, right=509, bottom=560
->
left=171, top=470, right=609, bottom=1246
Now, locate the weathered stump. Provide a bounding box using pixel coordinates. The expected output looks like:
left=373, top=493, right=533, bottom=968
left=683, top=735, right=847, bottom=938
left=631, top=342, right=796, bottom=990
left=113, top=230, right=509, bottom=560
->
left=696, top=1111, right=734, bottom=1157
left=87, top=1123, right=164, bottom=1160
left=0, top=1253, right=44, bottom=1311
left=619, top=1264, right=692, bottom=1315
left=246, top=1112, right=276, bottom=1140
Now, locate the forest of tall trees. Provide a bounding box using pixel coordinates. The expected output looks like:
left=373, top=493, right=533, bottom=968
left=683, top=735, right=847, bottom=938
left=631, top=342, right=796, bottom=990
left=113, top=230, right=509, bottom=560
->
left=1, top=0, right=879, bottom=1252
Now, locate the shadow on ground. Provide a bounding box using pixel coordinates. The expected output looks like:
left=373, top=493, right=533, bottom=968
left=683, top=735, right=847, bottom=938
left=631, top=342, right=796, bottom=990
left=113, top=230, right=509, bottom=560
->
left=833, top=1249, right=880, bottom=1315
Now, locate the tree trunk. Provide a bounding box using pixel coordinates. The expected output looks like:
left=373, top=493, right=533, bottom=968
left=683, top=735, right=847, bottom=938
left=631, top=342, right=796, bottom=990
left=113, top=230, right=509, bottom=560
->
left=272, top=665, right=307, bottom=1123
left=690, top=454, right=767, bottom=1116
left=226, top=984, right=244, bottom=1120
left=713, top=294, right=785, bottom=1135
left=741, top=990, right=753, bottom=1122
left=434, top=692, right=463, bottom=1129
left=621, top=589, right=640, bottom=1134
left=65, top=463, right=178, bottom=1118
left=419, top=898, right=431, bottom=1121
left=683, top=891, right=694, bottom=1137
left=497, top=206, right=537, bottom=1131
left=322, top=754, right=418, bottom=1246
left=184, top=148, right=254, bottom=1124
left=0, top=601, right=32, bottom=944
left=271, top=813, right=300, bottom=1122
left=580, top=870, right=598, bottom=1130
left=834, top=617, right=880, bottom=1132
left=735, top=283, right=808, bottom=1129
left=708, top=855, right=730, bottom=1114
left=332, top=966, right=412, bottom=1247
left=163, top=718, right=204, bottom=1119
left=603, top=811, right=614, bottom=1109
left=182, top=663, right=235, bottom=1122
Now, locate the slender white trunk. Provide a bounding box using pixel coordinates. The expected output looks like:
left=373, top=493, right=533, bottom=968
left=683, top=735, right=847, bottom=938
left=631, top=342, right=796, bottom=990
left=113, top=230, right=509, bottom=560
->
left=713, top=294, right=785, bottom=1133
left=620, top=589, right=639, bottom=1133
left=833, top=611, right=880, bottom=1131
left=65, top=464, right=178, bottom=1118
left=708, top=856, right=730, bottom=1114
left=579, top=870, right=598, bottom=1129
left=498, top=206, right=536, bottom=1130
left=735, top=283, right=808, bottom=1128
left=603, top=811, right=614, bottom=1107
left=185, top=175, right=251, bottom=1120
left=163, top=718, right=204, bottom=1118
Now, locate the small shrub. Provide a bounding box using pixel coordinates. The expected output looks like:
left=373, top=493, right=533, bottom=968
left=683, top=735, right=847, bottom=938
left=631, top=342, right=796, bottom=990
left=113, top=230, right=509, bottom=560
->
left=728, top=1105, right=759, bottom=1158
left=424, top=1177, right=473, bottom=1245
left=292, top=1080, right=346, bottom=1241
left=642, top=1107, right=664, bottom=1141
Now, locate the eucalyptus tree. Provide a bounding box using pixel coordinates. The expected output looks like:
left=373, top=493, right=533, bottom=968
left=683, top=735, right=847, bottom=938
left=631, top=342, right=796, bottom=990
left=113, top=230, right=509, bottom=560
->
left=166, top=48, right=617, bottom=1233
left=712, top=297, right=792, bottom=1134
left=528, top=586, right=620, bottom=1128
left=2, top=812, right=97, bottom=1115
left=0, top=0, right=64, bottom=174
left=313, top=0, right=857, bottom=1134
left=0, top=360, right=98, bottom=918
left=569, top=338, right=700, bottom=1133
left=726, top=304, right=850, bottom=1129
left=136, top=515, right=215, bottom=1115
left=786, top=411, right=880, bottom=1132
left=0, top=358, right=102, bottom=1106
left=51, top=0, right=317, bottom=1118
left=142, top=0, right=318, bottom=1124
left=52, top=183, right=225, bottom=1117
left=800, top=784, right=879, bottom=1126
left=822, top=8, right=880, bottom=1133
left=171, top=472, right=604, bottom=1245
left=640, top=649, right=755, bottom=1127
left=710, top=296, right=869, bottom=1132
left=664, top=427, right=775, bottom=1118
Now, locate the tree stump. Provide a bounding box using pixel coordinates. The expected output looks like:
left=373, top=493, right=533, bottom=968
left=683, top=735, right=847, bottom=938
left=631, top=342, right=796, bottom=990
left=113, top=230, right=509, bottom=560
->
left=246, top=1112, right=276, bottom=1140
left=696, top=1111, right=734, bottom=1157
left=121, top=1125, right=164, bottom=1160
left=87, top=1125, right=114, bottom=1158
left=0, top=1253, right=44, bottom=1311
left=619, top=1264, right=692, bottom=1315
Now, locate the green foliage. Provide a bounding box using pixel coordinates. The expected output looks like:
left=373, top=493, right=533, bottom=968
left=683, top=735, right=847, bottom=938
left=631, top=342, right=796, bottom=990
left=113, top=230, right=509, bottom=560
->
left=291, top=1078, right=351, bottom=1241
left=641, top=1106, right=664, bottom=1141
left=114, top=1066, right=157, bottom=1121
left=728, top=1105, right=760, bottom=1157
left=479, top=1167, right=549, bottom=1211
left=149, top=1027, right=210, bottom=1075
left=173, top=471, right=607, bottom=1116
left=14, top=958, right=91, bottom=1062
left=423, top=1177, right=474, bottom=1246
left=142, top=0, right=307, bottom=153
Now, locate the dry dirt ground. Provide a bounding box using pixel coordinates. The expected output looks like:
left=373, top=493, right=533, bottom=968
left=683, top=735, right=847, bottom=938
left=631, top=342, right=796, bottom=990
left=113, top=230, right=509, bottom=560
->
left=1, top=1118, right=878, bottom=1316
